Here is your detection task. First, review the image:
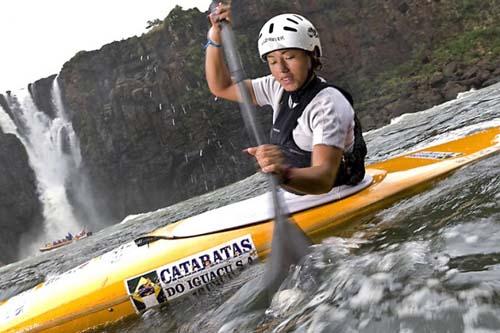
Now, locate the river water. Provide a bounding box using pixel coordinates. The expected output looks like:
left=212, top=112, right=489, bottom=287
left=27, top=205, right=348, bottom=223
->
left=1, top=82, right=499, bottom=332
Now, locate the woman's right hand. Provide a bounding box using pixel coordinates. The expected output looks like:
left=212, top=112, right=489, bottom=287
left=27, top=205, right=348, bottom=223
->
left=244, top=144, right=288, bottom=179
left=207, top=2, right=232, bottom=42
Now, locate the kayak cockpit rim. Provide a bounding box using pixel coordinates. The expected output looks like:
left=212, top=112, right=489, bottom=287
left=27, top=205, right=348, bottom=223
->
left=134, top=173, right=378, bottom=246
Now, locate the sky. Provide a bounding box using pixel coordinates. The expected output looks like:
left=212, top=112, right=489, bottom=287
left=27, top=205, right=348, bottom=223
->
left=0, top=0, right=212, bottom=93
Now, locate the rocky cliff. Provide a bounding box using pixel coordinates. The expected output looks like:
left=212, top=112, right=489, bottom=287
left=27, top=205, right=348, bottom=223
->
left=0, top=128, right=42, bottom=264
left=30, top=74, right=58, bottom=119
left=57, top=6, right=267, bottom=223
left=0, top=1, right=499, bottom=259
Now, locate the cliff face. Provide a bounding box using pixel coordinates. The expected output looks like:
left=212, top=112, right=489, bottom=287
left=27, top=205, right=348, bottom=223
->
left=58, top=7, right=268, bottom=222
left=0, top=129, right=42, bottom=264
left=30, top=74, right=58, bottom=119
left=1, top=1, right=499, bottom=242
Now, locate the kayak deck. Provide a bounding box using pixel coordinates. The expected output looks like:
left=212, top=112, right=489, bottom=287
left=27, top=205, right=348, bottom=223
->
left=169, top=173, right=374, bottom=238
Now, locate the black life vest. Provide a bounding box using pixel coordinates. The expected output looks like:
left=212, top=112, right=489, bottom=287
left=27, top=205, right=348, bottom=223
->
left=269, top=77, right=367, bottom=186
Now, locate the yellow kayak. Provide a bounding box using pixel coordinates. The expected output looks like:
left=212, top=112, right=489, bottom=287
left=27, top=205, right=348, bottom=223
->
left=1, top=126, right=499, bottom=333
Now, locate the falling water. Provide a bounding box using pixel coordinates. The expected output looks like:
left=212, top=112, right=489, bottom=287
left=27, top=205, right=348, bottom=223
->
left=1, top=86, right=80, bottom=257
left=50, top=78, right=104, bottom=232
left=51, top=77, right=82, bottom=168
left=0, top=104, right=17, bottom=135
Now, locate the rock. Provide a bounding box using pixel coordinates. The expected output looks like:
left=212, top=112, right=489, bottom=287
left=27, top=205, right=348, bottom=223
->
left=0, top=132, right=43, bottom=264
left=59, top=126, right=72, bottom=155
left=398, top=2, right=410, bottom=14
left=430, top=72, right=445, bottom=87
left=131, top=88, right=148, bottom=102
left=416, top=88, right=444, bottom=109
left=478, top=70, right=492, bottom=85
left=383, top=98, right=417, bottom=117
left=460, top=68, right=493, bottom=89
left=426, top=89, right=444, bottom=106
left=461, top=77, right=483, bottom=89
left=359, top=113, right=377, bottom=130
left=0, top=94, right=11, bottom=118
left=443, top=61, right=458, bottom=78
left=482, top=77, right=500, bottom=87
left=462, top=66, right=480, bottom=80
left=476, top=59, right=496, bottom=71
left=30, top=75, right=58, bottom=119
left=443, top=81, right=466, bottom=100
left=421, top=55, right=431, bottom=64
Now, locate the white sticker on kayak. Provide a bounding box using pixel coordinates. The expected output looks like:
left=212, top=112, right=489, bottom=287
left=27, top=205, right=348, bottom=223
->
left=125, top=235, right=258, bottom=312
left=406, top=151, right=461, bottom=160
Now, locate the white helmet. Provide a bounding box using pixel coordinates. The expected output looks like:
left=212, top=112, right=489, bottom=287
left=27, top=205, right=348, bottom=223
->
left=257, top=14, right=322, bottom=61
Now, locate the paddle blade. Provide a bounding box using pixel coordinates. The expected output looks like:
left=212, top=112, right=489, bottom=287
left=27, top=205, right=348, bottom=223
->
left=262, top=215, right=312, bottom=300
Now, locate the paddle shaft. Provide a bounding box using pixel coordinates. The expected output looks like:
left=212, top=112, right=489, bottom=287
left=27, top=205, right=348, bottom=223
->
left=210, top=2, right=312, bottom=299
left=216, top=19, right=287, bottom=224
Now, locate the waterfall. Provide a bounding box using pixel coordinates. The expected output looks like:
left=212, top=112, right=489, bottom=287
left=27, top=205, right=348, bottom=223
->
left=50, top=78, right=104, bottom=233
left=51, top=78, right=82, bottom=169
left=0, top=86, right=81, bottom=257
left=0, top=103, right=17, bottom=135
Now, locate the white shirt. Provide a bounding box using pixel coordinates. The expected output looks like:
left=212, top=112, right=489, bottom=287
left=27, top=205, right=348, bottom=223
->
left=251, top=75, right=354, bottom=152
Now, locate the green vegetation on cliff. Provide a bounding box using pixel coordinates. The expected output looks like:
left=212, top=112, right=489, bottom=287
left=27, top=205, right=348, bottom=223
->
left=432, top=26, right=500, bottom=64
left=354, top=2, right=500, bottom=122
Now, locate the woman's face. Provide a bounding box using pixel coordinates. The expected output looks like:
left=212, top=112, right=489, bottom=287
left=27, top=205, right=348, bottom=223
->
left=266, top=49, right=312, bottom=92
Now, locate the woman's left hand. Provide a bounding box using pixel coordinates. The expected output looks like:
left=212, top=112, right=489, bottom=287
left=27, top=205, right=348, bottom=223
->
left=245, top=144, right=288, bottom=177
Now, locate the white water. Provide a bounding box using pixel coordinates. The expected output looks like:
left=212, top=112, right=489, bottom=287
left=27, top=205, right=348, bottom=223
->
left=0, top=86, right=81, bottom=257
left=51, top=78, right=104, bottom=231
left=51, top=78, right=82, bottom=168
left=0, top=106, right=17, bottom=134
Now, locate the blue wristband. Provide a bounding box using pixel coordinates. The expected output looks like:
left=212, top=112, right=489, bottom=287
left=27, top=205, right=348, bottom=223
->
left=204, top=38, right=222, bottom=49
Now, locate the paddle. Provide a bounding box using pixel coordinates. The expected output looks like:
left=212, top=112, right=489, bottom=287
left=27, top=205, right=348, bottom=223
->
left=209, top=1, right=312, bottom=299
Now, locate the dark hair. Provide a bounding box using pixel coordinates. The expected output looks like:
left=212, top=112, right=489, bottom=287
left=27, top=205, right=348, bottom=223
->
left=311, top=56, right=322, bottom=71
left=265, top=49, right=322, bottom=70
left=308, top=51, right=322, bottom=71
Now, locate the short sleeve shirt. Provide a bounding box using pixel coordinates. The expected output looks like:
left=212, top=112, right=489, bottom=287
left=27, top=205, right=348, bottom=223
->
left=251, top=75, right=355, bottom=152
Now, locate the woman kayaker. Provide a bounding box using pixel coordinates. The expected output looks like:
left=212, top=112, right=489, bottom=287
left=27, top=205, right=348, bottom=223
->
left=205, top=4, right=366, bottom=195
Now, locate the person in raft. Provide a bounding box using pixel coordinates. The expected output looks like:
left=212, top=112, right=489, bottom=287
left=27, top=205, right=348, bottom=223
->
left=205, top=4, right=367, bottom=195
